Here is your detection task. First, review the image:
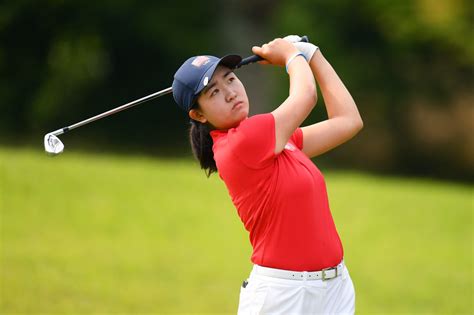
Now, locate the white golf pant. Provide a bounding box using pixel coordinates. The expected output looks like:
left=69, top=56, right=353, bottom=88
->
left=237, top=262, right=355, bottom=314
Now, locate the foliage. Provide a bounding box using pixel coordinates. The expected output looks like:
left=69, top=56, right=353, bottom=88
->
left=271, top=0, right=473, bottom=180
left=0, top=1, right=472, bottom=180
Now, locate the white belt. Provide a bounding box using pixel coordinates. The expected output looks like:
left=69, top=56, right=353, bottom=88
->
left=253, top=260, right=344, bottom=281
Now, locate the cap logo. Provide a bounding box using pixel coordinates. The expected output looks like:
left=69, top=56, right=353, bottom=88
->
left=203, top=77, right=209, bottom=86
left=191, top=56, right=210, bottom=67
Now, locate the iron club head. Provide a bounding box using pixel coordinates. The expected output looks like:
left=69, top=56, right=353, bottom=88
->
left=44, top=134, right=64, bottom=155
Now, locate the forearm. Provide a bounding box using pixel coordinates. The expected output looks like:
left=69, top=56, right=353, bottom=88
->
left=251, top=38, right=318, bottom=153
left=287, top=55, right=317, bottom=110
left=310, top=50, right=362, bottom=125
left=272, top=54, right=317, bottom=153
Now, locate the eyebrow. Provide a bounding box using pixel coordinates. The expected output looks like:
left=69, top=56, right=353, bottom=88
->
left=202, top=70, right=233, bottom=95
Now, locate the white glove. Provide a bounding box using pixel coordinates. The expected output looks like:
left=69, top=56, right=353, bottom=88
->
left=283, top=35, right=319, bottom=62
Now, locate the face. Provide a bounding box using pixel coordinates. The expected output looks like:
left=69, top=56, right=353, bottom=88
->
left=189, top=65, right=249, bottom=130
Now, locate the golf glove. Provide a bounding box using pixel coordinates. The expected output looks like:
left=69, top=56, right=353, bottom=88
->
left=284, top=35, right=319, bottom=62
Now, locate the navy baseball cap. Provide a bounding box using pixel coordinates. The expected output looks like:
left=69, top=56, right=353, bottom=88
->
left=172, top=54, right=242, bottom=112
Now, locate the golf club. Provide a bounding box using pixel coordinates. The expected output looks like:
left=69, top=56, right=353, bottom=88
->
left=44, top=36, right=309, bottom=155
left=44, top=87, right=172, bottom=155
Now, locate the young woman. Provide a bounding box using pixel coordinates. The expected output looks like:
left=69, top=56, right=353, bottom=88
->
left=172, top=35, right=363, bottom=314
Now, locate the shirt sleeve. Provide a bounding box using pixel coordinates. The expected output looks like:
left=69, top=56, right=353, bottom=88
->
left=227, top=113, right=276, bottom=169
left=290, top=127, right=303, bottom=150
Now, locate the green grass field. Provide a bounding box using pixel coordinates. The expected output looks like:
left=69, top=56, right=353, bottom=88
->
left=1, top=147, right=472, bottom=314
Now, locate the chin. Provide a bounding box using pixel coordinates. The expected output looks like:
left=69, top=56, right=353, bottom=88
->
left=237, top=110, right=248, bottom=122
left=226, top=116, right=247, bottom=129
left=240, top=106, right=249, bottom=118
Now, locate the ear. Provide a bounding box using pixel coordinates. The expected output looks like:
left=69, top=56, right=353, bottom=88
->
left=189, top=108, right=208, bottom=124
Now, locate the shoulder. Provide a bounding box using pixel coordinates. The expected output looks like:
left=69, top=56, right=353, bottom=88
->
left=230, top=113, right=274, bottom=138
left=213, top=113, right=277, bottom=169
left=242, top=113, right=274, bottom=125
left=211, top=114, right=274, bottom=143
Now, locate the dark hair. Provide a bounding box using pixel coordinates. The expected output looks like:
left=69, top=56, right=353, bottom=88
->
left=189, top=117, right=217, bottom=177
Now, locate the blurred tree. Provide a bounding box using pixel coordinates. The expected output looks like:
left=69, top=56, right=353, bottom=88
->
left=0, top=0, right=472, bottom=180
left=270, top=0, right=473, bottom=180
left=0, top=0, right=221, bottom=151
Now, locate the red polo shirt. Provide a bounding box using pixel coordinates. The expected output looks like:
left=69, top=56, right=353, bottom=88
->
left=210, top=113, right=343, bottom=271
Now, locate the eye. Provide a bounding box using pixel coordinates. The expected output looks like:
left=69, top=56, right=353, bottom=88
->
left=228, top=77, right=235, bottom=83
left=210, top=89, right=219, bottom=97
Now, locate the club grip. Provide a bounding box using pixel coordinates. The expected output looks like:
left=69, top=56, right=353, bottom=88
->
left=236, top=35, right=309, bottom=68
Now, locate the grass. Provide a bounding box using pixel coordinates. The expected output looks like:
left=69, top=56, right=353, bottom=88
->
left=0, top=147, right=472, bottom=314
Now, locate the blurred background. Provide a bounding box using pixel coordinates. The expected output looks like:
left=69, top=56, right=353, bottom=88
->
left=1, top=0, right=472, bottom=180
left=1, top=0, right=472, bottom=314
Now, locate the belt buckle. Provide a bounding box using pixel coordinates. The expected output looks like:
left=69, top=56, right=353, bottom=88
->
left=321, top=266, right=337, bottom=281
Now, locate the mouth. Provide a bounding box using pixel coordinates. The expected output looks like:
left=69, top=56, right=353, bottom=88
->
left=232, top=101, right=243, bottom=109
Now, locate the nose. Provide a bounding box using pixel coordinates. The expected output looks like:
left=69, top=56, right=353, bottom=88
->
left=225, top=87, right=237, bottom=102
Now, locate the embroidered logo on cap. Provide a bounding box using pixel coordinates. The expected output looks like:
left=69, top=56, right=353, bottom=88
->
left=191, top=56, right=210, bottom=67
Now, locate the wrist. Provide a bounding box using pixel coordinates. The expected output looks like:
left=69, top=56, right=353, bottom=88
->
left=285, top=52, right=305, bottom=73
left=285, top=48, right=300, bottom=64
left=294, top=42, right=319, bottom=62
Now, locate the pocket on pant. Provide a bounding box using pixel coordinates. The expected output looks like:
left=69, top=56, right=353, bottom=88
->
left=238, top=278, right=269, bottom=315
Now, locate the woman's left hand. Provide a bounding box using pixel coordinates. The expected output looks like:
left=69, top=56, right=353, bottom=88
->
left=283, top=35, right=319, bottom=62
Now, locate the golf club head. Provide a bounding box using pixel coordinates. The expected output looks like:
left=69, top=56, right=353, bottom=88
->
left=44, top=134, right=64, bottom=155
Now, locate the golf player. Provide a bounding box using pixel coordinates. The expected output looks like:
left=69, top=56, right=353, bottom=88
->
left=172, top=35, right=362, bottom=314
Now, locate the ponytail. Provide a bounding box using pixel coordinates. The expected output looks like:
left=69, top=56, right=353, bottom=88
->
left=189, top=119, right=217, bottom=177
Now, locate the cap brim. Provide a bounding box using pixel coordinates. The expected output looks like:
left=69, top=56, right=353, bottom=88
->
left=218, top=54, right=242, bottom=69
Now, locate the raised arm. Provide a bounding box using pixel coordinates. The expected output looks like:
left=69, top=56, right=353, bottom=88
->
left=300, top=49, right=363, bottom=158
left=252, top=39, right=317, bottom=154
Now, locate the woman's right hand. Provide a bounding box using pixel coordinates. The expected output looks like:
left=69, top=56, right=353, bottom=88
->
left=252, top=38, right=300, bottom=67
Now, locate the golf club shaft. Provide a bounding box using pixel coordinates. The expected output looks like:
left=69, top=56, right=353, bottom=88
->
left=47, top=35, right=309, bottom=137
left=49, top=87, right=173, bottom=136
